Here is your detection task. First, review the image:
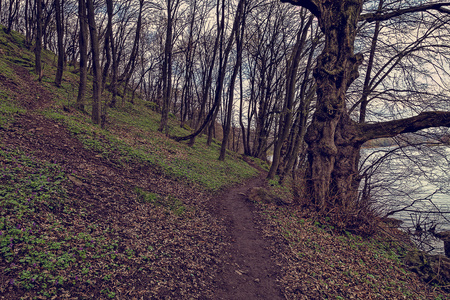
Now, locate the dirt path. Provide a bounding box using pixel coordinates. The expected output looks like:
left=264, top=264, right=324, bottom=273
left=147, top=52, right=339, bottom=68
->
left=213, top=174, right=284, bottom=300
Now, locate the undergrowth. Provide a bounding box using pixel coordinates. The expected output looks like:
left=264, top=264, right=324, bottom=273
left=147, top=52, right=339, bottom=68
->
left=255, top=199, right=448, bottom=299
left=0, top=146, right=209, bottom=298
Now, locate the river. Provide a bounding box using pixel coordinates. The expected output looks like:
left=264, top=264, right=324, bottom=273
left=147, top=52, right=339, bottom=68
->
left=361, top=146, right=450, bottom=255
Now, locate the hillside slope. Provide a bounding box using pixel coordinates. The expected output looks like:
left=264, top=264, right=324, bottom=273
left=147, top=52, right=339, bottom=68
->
left=0, top=26, right=264, bottom=299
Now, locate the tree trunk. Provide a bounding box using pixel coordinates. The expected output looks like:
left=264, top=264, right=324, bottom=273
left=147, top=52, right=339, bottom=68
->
left=302, top=1, right=364, bottom=211
left=219, top=1, right=245, bottom=161
left=86, top=0, right=101, bottom=124
left=54, top=0, right=64, bottom=87
left=239, top=62, right=250, bottom=155
left=267, top=15, right=312, bottom=179
left=6, top=0, right=15, bottom=34
left=35, top=0, right=43, bottom=81
left=76, top=0, right=88, bottom=111
left=102, top=0, right=113, bottom=93
left=25, top=0, right=31, bottom=46
left=158, top=0, right=174, bottom=133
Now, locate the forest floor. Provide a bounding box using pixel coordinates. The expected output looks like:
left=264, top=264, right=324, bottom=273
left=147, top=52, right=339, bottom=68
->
left=0, top=29, right=449, bottom=299
left=0, top=61, right=287, bottom=298
left=0, top=109, right=285, bottom=299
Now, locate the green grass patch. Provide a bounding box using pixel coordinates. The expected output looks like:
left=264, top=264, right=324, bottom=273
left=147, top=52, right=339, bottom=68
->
left=43, top=102, right=257, bottom=191
left=0, top=146, right=180, bottom=298
left=134, top=187, right=186, bottom=216
left=0, top=91, right=26, bottom=129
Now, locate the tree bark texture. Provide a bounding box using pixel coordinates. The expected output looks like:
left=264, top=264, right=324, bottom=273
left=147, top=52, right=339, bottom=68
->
left=301, top=1, right=364, bottom=210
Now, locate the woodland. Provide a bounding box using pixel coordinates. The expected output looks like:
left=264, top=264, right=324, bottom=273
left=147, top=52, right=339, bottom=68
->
left=3, top=0, right=450, bottom=213
left=1, top=0, right=450, bottom=298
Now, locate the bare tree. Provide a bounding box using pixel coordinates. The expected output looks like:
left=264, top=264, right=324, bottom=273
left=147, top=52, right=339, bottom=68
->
left=267, top=11, right=313, bottom=178
left=76, top=0, right=88, bottom=111
left=280, top=0, right=450, bottom=215
left=158, top=0, right=181, bottom=133
left=35, top=0, right=43, bottom=81
left=54, top=0, right=64, bottom=87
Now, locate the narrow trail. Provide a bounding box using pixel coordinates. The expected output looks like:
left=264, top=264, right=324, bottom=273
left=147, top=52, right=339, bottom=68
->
left=213, top=174, right=284, bottom=300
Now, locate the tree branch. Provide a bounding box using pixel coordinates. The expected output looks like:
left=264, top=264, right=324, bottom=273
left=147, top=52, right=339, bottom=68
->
left=357, top=111, right=450, bottom=143
left=360, top=2, right=450, bottom=22
left=279, top=0, right=320, bottom=19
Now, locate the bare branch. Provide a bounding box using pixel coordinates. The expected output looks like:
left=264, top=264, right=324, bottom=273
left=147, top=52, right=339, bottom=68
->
left=280, top=0, right=320, bottom=19
left=360, top=2, right=450, bottom=22
left=358, top=111, right=450, bottom=142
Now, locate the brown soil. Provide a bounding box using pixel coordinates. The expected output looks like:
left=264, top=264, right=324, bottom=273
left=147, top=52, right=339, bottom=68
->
left=212, top=174, right=284, bottom=299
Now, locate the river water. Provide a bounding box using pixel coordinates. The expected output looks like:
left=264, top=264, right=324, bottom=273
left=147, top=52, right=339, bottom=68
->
left=360, top=146, right=450, bottom=255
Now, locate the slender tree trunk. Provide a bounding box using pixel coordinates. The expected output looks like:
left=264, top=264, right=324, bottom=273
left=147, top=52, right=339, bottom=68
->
left=6, top=0, right=15, bottom=34
left=219, top=3, right=245, bottom=161
left=158, top=0, right=175, bottom=133
left=102, top=0, right=113, bottom=93
left=76, top=0, right=88, bottom=111
left=239, top=62, right=250, bottom=155
left=25, top=0, right=31, bottom=46
left=54, top=0, right=64, bottom=87
left=107, top=0, right=118, bottom=108
left=86, top=0, right=101, bottom=124
left=108, top=7, right=118, bottom=108
left=268, top=15, right=312, bottom=179
left=35, top=0, right=43, bottom=81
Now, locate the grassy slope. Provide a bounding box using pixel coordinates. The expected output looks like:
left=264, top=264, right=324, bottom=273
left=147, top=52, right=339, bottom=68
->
left=0, top=25, right=259, bottom=192
left=0, top=25, right=259, bottom=299
left=0, top=26, right=449, bottom=300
